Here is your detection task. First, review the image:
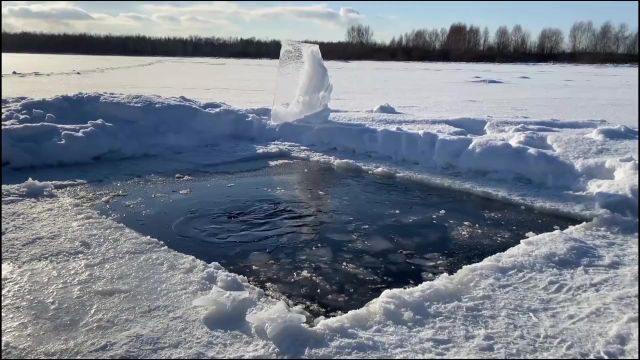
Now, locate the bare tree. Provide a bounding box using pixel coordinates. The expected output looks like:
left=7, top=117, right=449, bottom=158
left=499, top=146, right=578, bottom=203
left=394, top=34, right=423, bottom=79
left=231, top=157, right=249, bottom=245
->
left=440, top=27, right=448, bottom=48
left=345, top=24, right=374, bottom=44
left=584, top=21, right=597, bottom=52
left=627, top=30, right=639, bottom=55
left=614, top=23, right=629, bottom=53
left=412, top=29, right=425, bottom=48
left=466, top=25, right=481, bottom=51
left=428, top=29, right=443, bottom=50
left=494, top=26, right=511, bottom=53
left=482, top=27, right=490, bottom=51
left=596, top=21, right=615, bottom=53
left=444, top=23, right=468, bottom=51
left=569, top=21, right=586, bottom=52
left=510, top=25, right=530, bottom=53
left=537, top=28, right=564, bottom=54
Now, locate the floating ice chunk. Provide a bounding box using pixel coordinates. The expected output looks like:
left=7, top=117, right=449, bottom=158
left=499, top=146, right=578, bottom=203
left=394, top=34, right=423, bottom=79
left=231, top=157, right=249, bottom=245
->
left=367, top=236, right=394, bottom=252
left=248, top=252, right=271, bottom=265
left=371, top=167, right=395, bottom=178
left=406, top=258, right=437, bottom=267
left=333, top=159, right=363, bottom=172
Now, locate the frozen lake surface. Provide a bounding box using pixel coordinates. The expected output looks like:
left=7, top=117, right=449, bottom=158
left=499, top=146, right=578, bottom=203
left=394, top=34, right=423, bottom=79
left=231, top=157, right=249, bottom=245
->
left=2, top=53, right=638, bottom=127
left=2, top=51, right=637, bottom=358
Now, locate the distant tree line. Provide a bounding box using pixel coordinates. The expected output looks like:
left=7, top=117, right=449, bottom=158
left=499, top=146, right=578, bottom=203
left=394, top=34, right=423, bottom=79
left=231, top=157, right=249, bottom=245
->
left=1, top=32, right=281, bottom=58
left=339, top=21, right=637, bottom=63
left=2, top=20, right=638, bottom=64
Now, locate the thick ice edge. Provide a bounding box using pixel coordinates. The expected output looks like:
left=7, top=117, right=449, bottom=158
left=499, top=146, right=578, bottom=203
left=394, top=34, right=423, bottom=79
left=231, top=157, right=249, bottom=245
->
left=3, top=93, right=637, bottom=217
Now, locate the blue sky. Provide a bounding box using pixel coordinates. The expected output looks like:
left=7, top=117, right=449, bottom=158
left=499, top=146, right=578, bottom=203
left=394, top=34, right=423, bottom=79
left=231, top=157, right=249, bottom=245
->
left=2, top=1, right=638, bottom=42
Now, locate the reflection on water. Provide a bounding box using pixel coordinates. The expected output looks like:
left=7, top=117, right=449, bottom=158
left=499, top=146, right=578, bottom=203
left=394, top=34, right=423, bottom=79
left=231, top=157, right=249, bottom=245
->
left=94, top=160, right=579, bottom=317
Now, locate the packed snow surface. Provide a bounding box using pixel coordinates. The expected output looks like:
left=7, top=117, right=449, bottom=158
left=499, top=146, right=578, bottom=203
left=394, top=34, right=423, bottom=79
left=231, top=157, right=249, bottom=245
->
left=2, top=52, right=638, bottom=358
left=3, top=54, right=638, bottom=127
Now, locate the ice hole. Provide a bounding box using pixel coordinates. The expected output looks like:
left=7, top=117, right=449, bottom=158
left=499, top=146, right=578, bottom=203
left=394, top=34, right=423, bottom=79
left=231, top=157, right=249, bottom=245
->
left=94, top=160, right=580, bottom=317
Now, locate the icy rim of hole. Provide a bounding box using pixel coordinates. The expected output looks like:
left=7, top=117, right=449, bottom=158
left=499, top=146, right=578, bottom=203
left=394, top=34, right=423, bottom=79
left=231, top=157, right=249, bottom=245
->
left=89, top=159, right=581, bottom=319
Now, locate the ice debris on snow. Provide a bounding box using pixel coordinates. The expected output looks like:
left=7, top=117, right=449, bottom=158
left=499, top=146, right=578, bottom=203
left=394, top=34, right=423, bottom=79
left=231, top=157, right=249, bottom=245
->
left=2, top=177, right=54, bottom=198
left=471, top=79, right=504, bottom=84
left=372, top=103, right=399, bottom=114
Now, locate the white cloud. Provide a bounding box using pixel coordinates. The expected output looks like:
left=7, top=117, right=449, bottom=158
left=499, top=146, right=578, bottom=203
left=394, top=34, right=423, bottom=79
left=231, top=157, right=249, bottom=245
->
left=118, top=13, right=152, bottom=22
left=1, top=1, right=364, bottom=39
left=152, top=13, right=180, bottom=24
left=247, top=5, right=363, bottom=26
left=142, top=2, right=364, bottom=26
left=2, top=3, right=94, bottom=21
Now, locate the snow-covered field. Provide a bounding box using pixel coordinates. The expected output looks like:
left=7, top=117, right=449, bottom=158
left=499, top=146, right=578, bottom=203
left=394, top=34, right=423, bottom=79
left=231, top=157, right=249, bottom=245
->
left=2, top=50, right=638, bottom=358
left=3, top=53, right=638, bottom=127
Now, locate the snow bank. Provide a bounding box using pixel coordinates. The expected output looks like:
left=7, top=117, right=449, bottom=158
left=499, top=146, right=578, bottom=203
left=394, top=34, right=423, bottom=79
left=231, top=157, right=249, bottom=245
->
left=577, top=157, right=639, bottom=217
left=4, top=92, right=637, bottom=217
left=276, top=120, right=579, bottom=188
left=270, top=42, right=332, bottom=124
left=2, top=94, right=271, bottom=168
left=587, top=125, right=638, bottom=141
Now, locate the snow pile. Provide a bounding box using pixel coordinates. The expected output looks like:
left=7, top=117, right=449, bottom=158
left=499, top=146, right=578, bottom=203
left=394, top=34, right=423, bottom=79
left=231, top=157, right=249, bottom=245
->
left=587, top=125, right=638, bottom=141
left=2, top=178, right=88, bottom=205
left=2, top=94, right=271, bottom=168
left=271, top=42, right=332, bottom=124
left=372, top=103, right=399, bottom=114
left=2, top=177, right=54, bottom=199
left=577, top=157, right=639, bottom=217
